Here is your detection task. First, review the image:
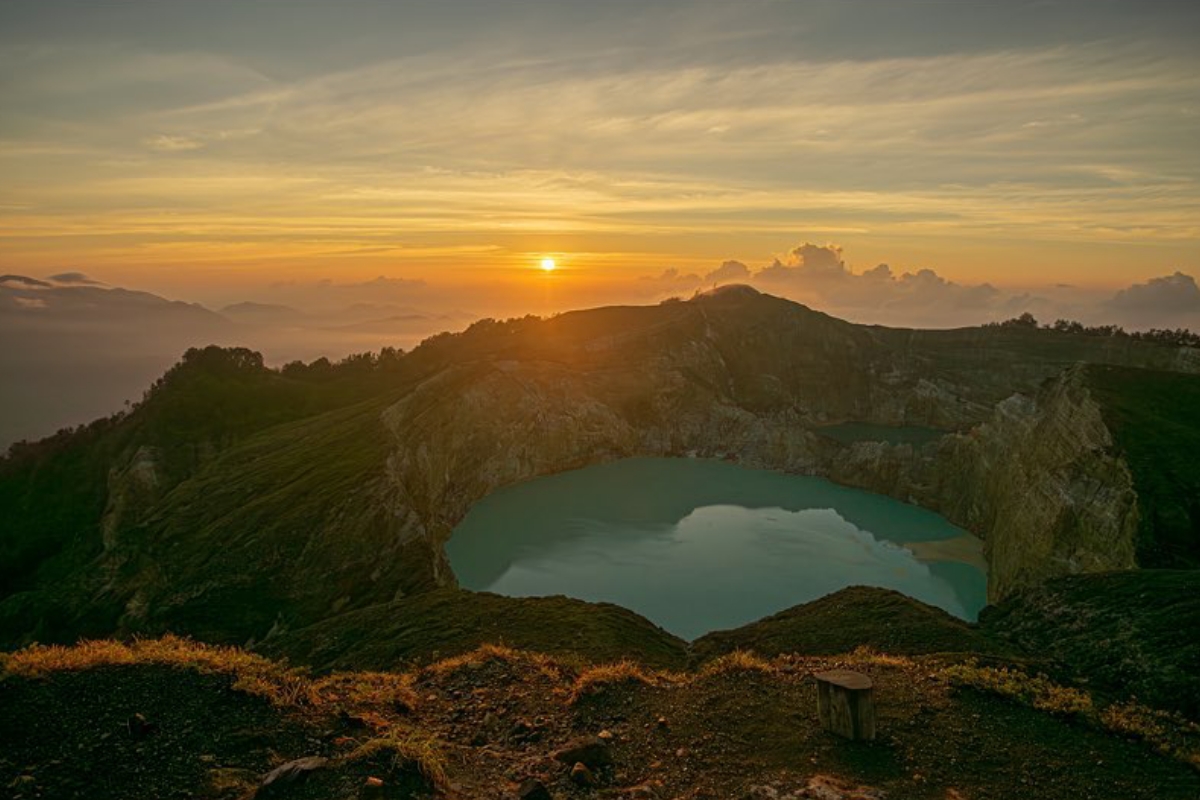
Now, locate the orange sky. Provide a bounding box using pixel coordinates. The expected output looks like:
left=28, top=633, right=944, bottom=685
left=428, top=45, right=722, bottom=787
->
left=2, top=1, right=1198, bottom=312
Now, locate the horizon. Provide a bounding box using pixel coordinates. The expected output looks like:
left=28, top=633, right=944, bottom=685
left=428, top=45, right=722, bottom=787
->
left=2, top=0, right=1198, bottom=320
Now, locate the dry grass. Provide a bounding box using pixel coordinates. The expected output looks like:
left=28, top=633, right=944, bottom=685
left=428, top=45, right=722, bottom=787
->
left=3, top=635, right=319, bottom=706
left=1101, top=702, right=1200, bottom=769
left=314, top=671, right=419, bottom=714
left=943, top=661, right=1200, bottom=771
left=843, top=645, right=917, bottom=668
left=941, top=662, right=1093, bottom=716
left=569, top=659, right=675, bottom=703
left=344, top=729, right=449, bottom=791
left=424, top=643, right=564, bottom=682
left=698, top=649, right=777, bottom=678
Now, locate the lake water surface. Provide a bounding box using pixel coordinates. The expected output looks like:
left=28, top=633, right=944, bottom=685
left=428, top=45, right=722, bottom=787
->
left=448, top=458, right=986, bottom=640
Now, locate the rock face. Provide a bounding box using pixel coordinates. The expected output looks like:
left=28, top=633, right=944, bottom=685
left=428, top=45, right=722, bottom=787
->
left=2, top=288, right=1196, bottom=645
left=829, top=365, right=1140, bottom=600
left=944, top=366, right=1139, bottom=599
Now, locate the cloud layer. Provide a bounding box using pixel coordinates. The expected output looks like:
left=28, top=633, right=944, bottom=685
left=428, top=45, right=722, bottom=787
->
left=640, top=242, right=1200, bottom=331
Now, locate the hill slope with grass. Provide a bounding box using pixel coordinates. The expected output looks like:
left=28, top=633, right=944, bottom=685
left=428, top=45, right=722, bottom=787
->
left=4, top=290, right=1199, bottom=651
left=2, top=637, right=1198, bottom=800
left=690, top=587, right=1011, bottom=664
left=260, top=588, right=690, bottom=673
left=982, top=570, right=1200, bottom=719
left=1084, top=365, right=1200, bottom=567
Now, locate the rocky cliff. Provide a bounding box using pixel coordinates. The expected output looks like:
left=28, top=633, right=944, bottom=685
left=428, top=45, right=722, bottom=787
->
left=827, top=365, right=1142, bottom=600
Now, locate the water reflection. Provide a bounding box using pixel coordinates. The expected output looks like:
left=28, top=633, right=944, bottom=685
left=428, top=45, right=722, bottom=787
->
left=448, top=458, right=986, bottom=639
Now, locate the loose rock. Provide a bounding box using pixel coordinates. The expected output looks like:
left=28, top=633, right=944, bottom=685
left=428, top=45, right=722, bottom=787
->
left=570, top=762, right=595, bottom=786
left=257, top=756, right=329, bottom=796
left=553, top=735, right=612, bottom=769
left=516, top=778, right=553, bottom=800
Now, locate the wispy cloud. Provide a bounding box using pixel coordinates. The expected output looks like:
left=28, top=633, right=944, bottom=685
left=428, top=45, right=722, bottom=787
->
left=144, top=134, right=204, bottom=152
left=0, top=3, right=1197, bottom=289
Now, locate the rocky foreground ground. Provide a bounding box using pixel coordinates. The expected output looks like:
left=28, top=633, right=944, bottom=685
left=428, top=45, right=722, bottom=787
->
left=2, top=638, right=1198, bottom=800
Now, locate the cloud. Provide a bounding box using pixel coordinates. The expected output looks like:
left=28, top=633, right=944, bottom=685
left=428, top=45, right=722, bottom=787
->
left=704, top=259, right=751, bottom=284
left=144, top=134, right=204, bottom=152
left=0, top=274, right=52, bottom=289
left=47, top=271, right=103, bottom=285
left=633, top=242, right=1131, bottom=329
left=636, top=268, right=706, bottom=302
left=751, top=243, right=1006, bottom=319
left=1103, top=271, right=1200, bottom=329
left=342, top=276, right=427, bottom=292
left=1107, top=271, right=1200, bottom=315
left=789, top=243, right=846, bottom=273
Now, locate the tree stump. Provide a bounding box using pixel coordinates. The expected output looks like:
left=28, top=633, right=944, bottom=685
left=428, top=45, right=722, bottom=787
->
left=814, top=669, right=876, bottom=741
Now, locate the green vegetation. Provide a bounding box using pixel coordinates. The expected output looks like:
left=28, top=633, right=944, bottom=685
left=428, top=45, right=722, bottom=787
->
left=942, top=662, right=1095, bottom=717
left=982, top=570, right=1200, bottom=718
left=1085, top=365, right=1200, bottom=566
left=943, top=661, right=1200, bottom=769
left=690, top=586, right=1011, bottom=664
left=0, top=345, right=409, bottom=603
left=264, top=588, right=689, bottom=672
left=989, top=313, right=1200, bottom=350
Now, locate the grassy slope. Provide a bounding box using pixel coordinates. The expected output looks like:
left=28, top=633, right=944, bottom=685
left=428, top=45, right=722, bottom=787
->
left=3, top=638, right=1198, bottom=800
left=261, top=588, right=689, bottom=672
left=118, top=396, right=415, bottom=640
left=1084, top=365, right=1200, bottom=567
left=981, top=570, right=1200, bottom=718
left=690, top=586, right=1011, bottom=664
left=0, top=354, right=434, bottom=646
left=0, top=346, right=398, bottom=601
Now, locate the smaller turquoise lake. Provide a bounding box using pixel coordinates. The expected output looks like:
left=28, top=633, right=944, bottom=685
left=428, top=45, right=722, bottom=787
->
left=447, top=458, right=987, bottom=640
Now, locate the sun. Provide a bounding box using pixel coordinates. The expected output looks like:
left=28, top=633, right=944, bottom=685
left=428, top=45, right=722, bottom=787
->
left=540, top=257, right=556, bottom=272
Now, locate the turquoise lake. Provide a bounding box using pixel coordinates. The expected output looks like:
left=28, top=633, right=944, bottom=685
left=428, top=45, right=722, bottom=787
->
left=447, top=458, right=987, bottom=640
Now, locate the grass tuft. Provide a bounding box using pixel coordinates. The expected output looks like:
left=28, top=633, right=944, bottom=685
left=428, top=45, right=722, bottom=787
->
left=569, top=659, right=672, bottom=703
left=698, top=649, right=777, bottom=677
left=843, top=645, right=916, bottom=668
left=424, top=642, right=564, bottom=682
left=314, top=671, right=419, bottom=714
left=344, top=729, right=449, bottom=791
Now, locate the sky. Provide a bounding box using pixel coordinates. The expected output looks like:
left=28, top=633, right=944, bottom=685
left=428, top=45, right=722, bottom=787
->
left=2, top=0, right=1199, bottom=315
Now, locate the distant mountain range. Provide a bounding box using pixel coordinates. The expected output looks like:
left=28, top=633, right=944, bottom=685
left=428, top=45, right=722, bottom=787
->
left=0, top=275, right=471, bottom=449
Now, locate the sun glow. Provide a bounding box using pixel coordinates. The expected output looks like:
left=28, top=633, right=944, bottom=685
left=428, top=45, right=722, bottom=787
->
left=540, top=257, right=556, bottom=272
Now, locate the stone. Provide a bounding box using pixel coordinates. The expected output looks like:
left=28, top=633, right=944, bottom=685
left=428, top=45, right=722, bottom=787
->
left=516, top=778, right=553, bottom=800
left=126, top=713, right=157, bottom=738
left=206, top=767, right=258, bottom=794
left=258, top=756, right=329, bottom=795
left=570, top=762, right=595, bottom=786
left=553, top=735, right=612, bottom=769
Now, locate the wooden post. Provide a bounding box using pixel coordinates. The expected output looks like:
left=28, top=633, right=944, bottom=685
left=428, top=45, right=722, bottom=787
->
left=814, top=669, right=876, bottom=741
